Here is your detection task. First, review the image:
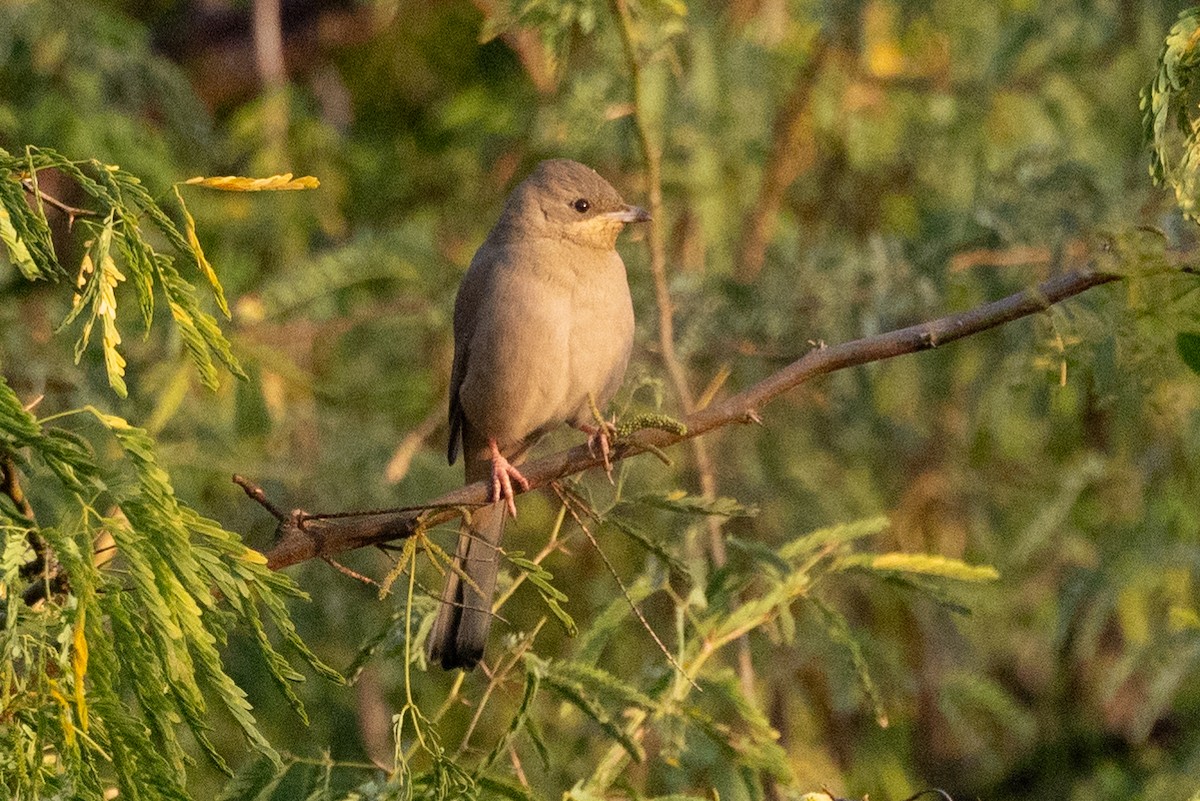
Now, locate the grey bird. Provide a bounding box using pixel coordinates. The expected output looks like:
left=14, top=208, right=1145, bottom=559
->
left=428, top=159, right=650, bottom=670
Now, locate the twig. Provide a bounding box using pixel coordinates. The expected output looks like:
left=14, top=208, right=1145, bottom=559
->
left=252, top=0, right=289, bottom=163
left=254, top=263, right=1122, bottom=570
left=20, top=179, right=97, bottom=225
left=233, top=473, right=290, bottom=521
left=508, top=742, right=530, bottom=788
left=610, top=0, right=756, bottom=697
left=322, top=556, right=381, bottom=588
left=551, top=483, right=696, bottom=689
left=609, top=0, right=687, bottom=408
left=455, top=618, right=545, bottom=758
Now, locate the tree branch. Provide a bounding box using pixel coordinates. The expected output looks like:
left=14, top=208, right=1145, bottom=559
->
left=256, top=263, right=1121, bottom=571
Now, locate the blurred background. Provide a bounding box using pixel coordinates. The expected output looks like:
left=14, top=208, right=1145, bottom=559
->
left=4, top=0, right=1200, bottom=799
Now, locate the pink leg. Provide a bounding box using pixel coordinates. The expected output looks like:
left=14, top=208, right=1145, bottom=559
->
left=488, top=438, right=530, bottom=518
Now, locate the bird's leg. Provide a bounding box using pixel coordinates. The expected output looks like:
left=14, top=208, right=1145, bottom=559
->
left=488, top=438, right=529, bottom=518
left=580, top=392, right=618, bottom=482
left=577, top=420, right=617, bottom=483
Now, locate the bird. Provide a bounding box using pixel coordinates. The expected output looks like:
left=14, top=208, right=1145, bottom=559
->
left=428, top=158, right=650, bottom=670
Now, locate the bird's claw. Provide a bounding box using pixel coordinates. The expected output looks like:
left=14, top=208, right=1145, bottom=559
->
left=488, top=441, right=529, bottom=518
left=581, top=421, right=617, bottom=484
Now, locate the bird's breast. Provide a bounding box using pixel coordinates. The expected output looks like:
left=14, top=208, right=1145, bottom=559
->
left=457, top=242, right=633, bottom=451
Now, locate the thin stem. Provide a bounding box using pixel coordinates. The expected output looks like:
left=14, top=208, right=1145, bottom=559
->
left=609, top=0, right=754, bottom=698
left=20, top=178, right=97, bottom=223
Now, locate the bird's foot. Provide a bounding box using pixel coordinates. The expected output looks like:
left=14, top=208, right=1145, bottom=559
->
left=488, top=439, right=529, bottom=518
left=579, top=420, right=617, bottom=483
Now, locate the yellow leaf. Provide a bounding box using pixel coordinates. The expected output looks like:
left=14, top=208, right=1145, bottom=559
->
left=0, top=204, right=38, bottom=279
left=173, top=186, right=230, bottom=318
left=73, top=606, right=89, bottom=731
left=48, top=680, right=76, bottom=747
left=869, top=552, right=1000, bottom=582
left=183, top=173, right=321, bottom=191
left=240, top=547, right=269, bottom=565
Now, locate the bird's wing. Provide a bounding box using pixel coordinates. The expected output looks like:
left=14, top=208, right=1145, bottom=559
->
left=447, top=347, right=467, bottom=465
left=447, top=243, right=497, bottom=465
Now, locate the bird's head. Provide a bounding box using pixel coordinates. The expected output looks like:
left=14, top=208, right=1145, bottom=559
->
left=500, top=159, right=650, bottom=250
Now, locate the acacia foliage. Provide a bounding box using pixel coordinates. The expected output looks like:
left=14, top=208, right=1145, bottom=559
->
left=4, top=2, right=1200, bottom=801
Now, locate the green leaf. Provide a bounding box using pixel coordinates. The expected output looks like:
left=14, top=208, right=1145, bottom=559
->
left=1177, top=331, right=1200, bottom=374
left=548, top=660, right=656, bottom=711
left=809, top=599, right=888, bottom=727
left=216, top=754, right=291, bottom=801
left=0, top=202, right=40, bottom=279
left=629, top=490, right=757, bottom=517
left=510, top=556, right=577, bottom=635
left=539, top=660, right=645, bottom=763
left=174, top=185, right=231, bottom=318
left=476, top=775, right=542, bottom=801
left=574, top=573, right=658, bottom=665
left=604, top=517, right=688, bottom=574
left=777, top=516, right=890, bottom=562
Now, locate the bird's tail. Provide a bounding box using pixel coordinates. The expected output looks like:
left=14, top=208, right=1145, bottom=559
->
left=427, top=499, right=505, bottom=670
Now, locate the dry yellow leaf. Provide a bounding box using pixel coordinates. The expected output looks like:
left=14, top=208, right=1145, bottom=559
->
left=183, top=173, right=320, bottom=191
left=73, top=606, right=90, bottom=731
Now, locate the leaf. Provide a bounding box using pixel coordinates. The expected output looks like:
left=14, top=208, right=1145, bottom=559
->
left=156, top=253, right=246, bottom=387
left=184, top=173, right=320, bottom=191
left=726, top=535, right=792, bottom=576
left=0, top=165, right=59, bottom=278
left=699, top=668, right=776, bottom=744
left=476, top=775, right=541, bottom=801
left=539, top=660, right=645, bottom=763
left=0, top=201, right=40, bottom=279
left=1169, top=605, right=1200, bottom=632
left=705, top=565, right=811, bottom=646
left=216, top=754, right=290, bottom=801
left=56, top=212, right=128, bottom=396
left=809, top=599, right=888, bottom=728
left=630, top=489, right=757, bottom=517
left=548, top=660, right=657, bottom=711
left=477, top=662, right=542, bottom=775
left=509, top=556, right=577, bottom=635
left=72, top=603, right=89, bottom=731
left=574, top=574, right=658, bottom=665
left=1177, top=331, right=1200, bottom=374
left=842, top=552, right=1000, bottom=583
left=777, top=516, right=890, bottom=562
left=114, top=216, right=155, bottom=329
left=1143, top=8, right=1200, bottom=219
left=174, top=185, right=230, bottom=318
left=604, top=517, right=688, bottom=574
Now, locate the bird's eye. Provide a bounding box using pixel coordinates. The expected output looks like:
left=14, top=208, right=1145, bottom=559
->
left=572, top=198, right=591, bottom=213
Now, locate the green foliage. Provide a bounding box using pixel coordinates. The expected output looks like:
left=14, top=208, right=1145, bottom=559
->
left=0, top=373, right=339, bottom=798
left=6, top=2, right=1200, bottom=801
left=1143, top=7, right=1200, bottom=219
left=0, top=146, right=247, bottom=397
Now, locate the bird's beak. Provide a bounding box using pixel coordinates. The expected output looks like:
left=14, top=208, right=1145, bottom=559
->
left=604, top=204, right=651, bottom=223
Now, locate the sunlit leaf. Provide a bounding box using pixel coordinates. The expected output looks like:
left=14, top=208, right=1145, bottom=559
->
left=184, top=173, right=320, bottom=191
left=174, top=186, right=230, bottom=318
